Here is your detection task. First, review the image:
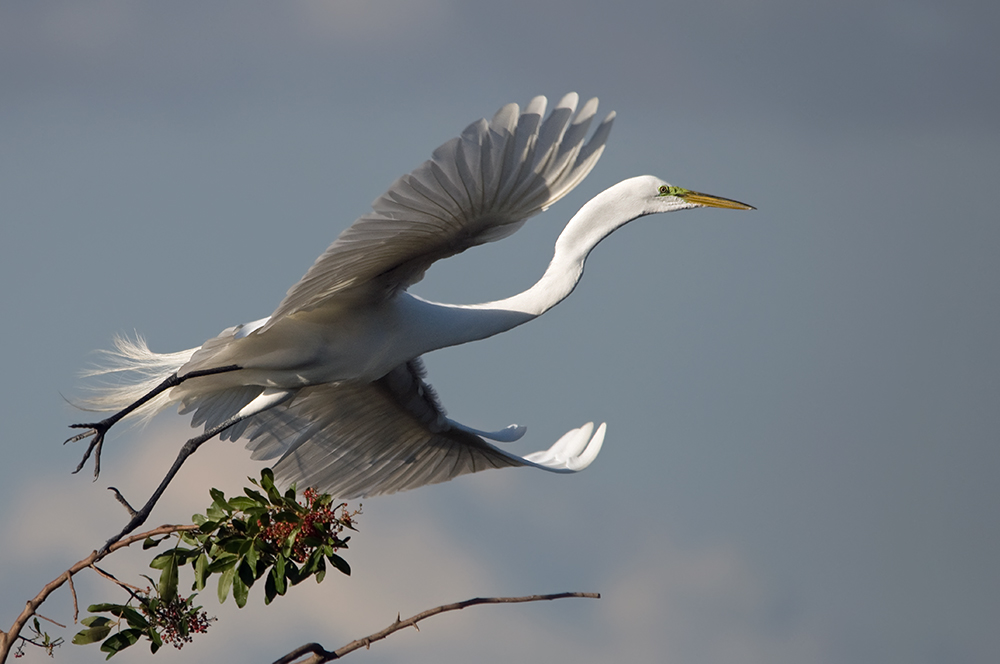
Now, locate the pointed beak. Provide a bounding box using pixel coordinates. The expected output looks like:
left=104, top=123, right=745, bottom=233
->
left=678, top=190, right=755, bottom=210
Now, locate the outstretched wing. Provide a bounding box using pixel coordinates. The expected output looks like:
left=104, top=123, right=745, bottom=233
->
left=264, top=93, right=614, bottom=326
left=233, top=360, right=603, bottom=498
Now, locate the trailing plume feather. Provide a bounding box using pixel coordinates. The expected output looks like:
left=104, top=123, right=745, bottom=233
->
left=75, top=334, right=197, bottom=423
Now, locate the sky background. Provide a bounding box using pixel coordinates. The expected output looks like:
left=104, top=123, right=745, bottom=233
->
left=2, top=1, right=998, bottom=662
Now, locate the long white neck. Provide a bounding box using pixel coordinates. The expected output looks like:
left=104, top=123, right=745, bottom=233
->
left=406, top=179, right=652, bottom=351
left=484, top=183, right=639, bottom=315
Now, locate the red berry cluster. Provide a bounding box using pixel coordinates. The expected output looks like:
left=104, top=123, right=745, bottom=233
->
left=141, top=594, right=214, bottom=649
left=258, top=488, right=353, bottom=563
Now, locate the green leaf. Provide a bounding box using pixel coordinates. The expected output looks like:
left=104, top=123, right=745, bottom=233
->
left=145, top=596, right=159, bottom=615
left=222, top=537, right=249, bottom=554
left=86, top=602, right=123, bottom=613
left=217, top=562, right=236, bottom=604
left=296, top=550, right=316, bottom=579
left=105, top=605, right=136, bottom=620
left=263, top=475, right=284, bottom=505
left=283, top=559, right=303, bottom=586
left=119, top=606, right=150, bottom=630
left=233, top=574, right=249, bottom=608
left=313, top=555, right=327, bottom=584
left=257, top=512, right=272, bottom=530
left=300, top=530, right=324, bottom=543
left=274, top=552, right=286, bottom=578
left=142, top=536, right=164, bottom=550
left=245, top=543, right=259, bottom=571
left=206, top=554, right=238, bottom=574
left=178, top=530, right=200, bottom=546
left=273, top=555, right=287, bottom=595
left=148, top=551, right=175, bottom=570
left=228, top=496, right=257, bottom=511
left=260, top=467, right=275, bottom=486
left=264, top=568, right=277, bottom=605
left=175, top=547, right=201, bottom=563
left=197, top=519, right=219, bottom=535
left=238, top=558, right=256, bottom=589
left=100, top=628, right=143, bottom=658
left=328, top=553, right=351, bottom=576
left=194, top=552, right=209, bottom=591
left=81, top=616, right=113, bottom=628
left=72, top=623, right=113, bottom=645
left=158, top=556, right=179, bottom=603
left=282, top=527, right=301, bottom=557
left=273, top=510, right=300, bottom=523
left=194, top=552, right=208, bottom=590
left=243, top=488, right=267, bottom=505
left=209, top=487, right=230, bottom=509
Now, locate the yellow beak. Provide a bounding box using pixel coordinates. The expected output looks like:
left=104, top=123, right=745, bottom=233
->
left=678, top=190, right=755, bottom=210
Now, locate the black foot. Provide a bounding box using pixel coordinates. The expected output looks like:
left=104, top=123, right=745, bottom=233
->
left=66, top=419, right=115, bottom=479
left=63, top=365, right=242, bottom=481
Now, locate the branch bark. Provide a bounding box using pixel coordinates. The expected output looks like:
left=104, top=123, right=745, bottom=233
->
left=0, top=524, right=198, bottom=664
left=1, top=525, right=599, bottom=664
left=274, top=592, right=601, bottom=664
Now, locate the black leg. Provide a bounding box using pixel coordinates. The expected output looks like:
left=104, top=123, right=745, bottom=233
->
left=67, top=364, right=241, bottom=479
left=97, top=407, right=251, bottom=555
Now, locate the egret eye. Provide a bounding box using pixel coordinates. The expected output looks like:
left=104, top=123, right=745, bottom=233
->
left=658, top=185, right=669, bottom=195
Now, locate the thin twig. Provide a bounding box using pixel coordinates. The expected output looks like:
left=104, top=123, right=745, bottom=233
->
left=107, top=487, right=137, bottom=516
left=90, top=564, right=146, bottom=595
left=98, top=405, right=260, bottom=554
left=33, top=613, right=66, bottom=630
left=273, top=592, right=601, bottom=664
left=66, top=572, right=78, bottom=623
left=0, top=523, right=199, bottom=664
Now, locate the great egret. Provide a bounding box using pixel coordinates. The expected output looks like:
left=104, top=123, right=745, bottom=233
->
left=70, top=93, right=753, bottom=500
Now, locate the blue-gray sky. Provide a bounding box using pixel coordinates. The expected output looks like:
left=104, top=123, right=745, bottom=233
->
left=2, top=1, right=998, bottom=662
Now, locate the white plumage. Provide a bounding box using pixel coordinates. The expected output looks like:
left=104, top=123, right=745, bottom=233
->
left=74, top=93, right=752, bottom=499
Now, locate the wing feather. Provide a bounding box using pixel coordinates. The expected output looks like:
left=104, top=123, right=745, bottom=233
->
left=264, top=94, right=614, bottom=325
left=236, top=361, right=524, bottom=498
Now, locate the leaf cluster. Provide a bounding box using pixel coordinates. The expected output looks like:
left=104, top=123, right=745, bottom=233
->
left=72, top=469, right=357, bottom=658
left=70, top=595, right=207, bottom=658
left=12, top=617, right=65, bottom=659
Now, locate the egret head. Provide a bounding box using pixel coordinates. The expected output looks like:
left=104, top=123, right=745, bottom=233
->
left=640, top=175, right=755, bottom=214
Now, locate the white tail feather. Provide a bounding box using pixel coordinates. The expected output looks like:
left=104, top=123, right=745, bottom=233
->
left=75, top=334, right=199, bottom=423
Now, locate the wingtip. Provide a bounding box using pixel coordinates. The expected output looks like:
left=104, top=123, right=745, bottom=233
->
left=556, top=91, right=580, bottom=111
left=525, top=95, right=548, bottom=118
left=569, top=422, right=605, bottom=470
left=575, top=97, right=600, bottom=124
left=521, top=421, right=606, bottom=471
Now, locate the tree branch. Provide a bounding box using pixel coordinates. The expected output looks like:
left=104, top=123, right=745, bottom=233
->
left=90, top=563, right=147, bottom=596
left=33, top=613, right=66, bottom=630
left=274, top=592, right=601, bottom=664
left=107, top=486, right=138, bottom=516
left=97, top=406, right=260, bottom=554
left=0, top=524, right=199, bottom=664
left=67, top=572, right=79, bottom=623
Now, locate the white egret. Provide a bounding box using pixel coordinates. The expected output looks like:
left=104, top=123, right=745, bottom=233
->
left=70, top=93, right=753, bottom=501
